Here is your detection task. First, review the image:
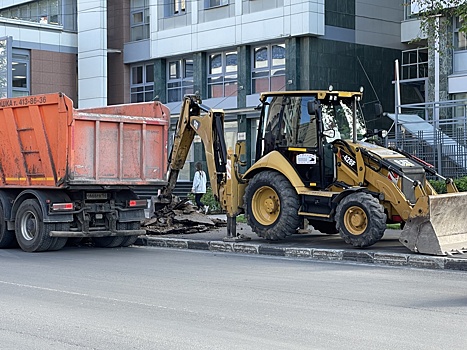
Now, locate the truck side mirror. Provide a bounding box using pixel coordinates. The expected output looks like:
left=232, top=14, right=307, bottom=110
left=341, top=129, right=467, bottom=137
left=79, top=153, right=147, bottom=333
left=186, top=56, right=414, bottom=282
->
left=323, top=129, right=335, bottom=138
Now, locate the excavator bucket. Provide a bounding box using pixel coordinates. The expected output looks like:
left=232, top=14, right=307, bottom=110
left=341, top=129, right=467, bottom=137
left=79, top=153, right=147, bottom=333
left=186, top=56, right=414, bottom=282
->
left=399, top=192, right=467, bottom=255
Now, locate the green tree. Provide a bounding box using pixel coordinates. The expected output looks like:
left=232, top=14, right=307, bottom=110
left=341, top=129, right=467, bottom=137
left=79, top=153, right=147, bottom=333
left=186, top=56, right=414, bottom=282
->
left=409, top=0, right=467, bottom=47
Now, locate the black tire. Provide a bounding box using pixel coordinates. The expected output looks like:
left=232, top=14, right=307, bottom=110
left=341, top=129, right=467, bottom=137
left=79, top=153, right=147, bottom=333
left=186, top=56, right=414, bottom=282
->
left=309, top=219, right=338, bottom=235
left=0, top=202, right=17, bottom=248
left=15, top=199, right=54, bottom=252
left=93, top=235, right=125, bottom=248
left=335, top=192, right=386, bottom=248
left=243, top=170, right=300, bottom=240
left=119, top=222, right=141, bottom=247
left=67, top=238, right=83, bottom=246
left=121, top=236, right=138, bottom=247
left=47, top=223, right=69, bottom=251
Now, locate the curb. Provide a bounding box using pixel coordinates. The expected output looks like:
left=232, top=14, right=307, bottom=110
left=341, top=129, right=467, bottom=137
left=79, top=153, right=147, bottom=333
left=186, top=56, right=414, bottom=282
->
left=136, top=237, right=467, bottom=272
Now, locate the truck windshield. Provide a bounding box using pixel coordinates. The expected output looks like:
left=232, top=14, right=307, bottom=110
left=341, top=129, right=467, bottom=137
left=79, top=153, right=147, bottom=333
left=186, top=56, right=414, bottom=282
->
left=321, top=98, right=366, bottom=141
left=259, top=94, right=367, bottom=156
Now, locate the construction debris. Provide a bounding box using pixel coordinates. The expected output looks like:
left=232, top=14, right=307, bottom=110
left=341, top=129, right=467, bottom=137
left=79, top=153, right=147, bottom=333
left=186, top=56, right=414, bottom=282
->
left=143, top=201, right=226, bottom=235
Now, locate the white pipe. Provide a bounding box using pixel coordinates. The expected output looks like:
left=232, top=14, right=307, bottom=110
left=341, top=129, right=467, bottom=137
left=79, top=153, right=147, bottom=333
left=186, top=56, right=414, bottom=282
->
left=395, top=59, right=401, bottom=114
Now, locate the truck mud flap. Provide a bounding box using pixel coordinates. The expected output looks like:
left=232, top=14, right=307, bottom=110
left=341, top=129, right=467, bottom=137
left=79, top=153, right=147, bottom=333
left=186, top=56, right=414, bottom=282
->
left=399, top=192, right=467, bottom=255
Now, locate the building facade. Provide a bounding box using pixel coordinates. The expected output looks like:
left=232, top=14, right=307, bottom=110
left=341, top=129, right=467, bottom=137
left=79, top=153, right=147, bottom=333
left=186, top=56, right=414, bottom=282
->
left=0, top=0, right=407, bottom=183
left=396, top=1, right=467, bottom=177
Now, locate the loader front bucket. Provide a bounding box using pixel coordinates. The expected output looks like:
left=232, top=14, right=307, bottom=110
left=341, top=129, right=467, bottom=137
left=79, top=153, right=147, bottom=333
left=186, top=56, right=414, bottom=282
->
left=399, top=192, right=467, bottom=255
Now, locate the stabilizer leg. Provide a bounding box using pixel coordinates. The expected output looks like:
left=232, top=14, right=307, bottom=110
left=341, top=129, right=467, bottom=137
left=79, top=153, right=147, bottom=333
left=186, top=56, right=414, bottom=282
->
left=223, top=215, right=251, bottom=242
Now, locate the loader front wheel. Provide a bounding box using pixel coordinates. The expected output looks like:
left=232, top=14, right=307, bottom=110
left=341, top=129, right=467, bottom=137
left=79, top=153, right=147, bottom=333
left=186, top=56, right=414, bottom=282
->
left=244, top=170, right=300, bottom=240
left=335, top=192, right=386, bottom=248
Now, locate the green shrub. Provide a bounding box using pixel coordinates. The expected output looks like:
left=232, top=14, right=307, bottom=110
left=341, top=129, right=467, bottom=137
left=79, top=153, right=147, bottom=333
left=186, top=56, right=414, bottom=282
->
left=187, top=187, right=222, bottom=213
left=429, top=179, right=446, bottom=193
left=429, top=176, right=467, bottom=193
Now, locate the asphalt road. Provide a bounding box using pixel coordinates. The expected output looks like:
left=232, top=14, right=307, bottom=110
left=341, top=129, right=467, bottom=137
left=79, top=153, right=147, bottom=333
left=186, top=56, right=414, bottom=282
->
left=1, top=246, right=467, bottom=350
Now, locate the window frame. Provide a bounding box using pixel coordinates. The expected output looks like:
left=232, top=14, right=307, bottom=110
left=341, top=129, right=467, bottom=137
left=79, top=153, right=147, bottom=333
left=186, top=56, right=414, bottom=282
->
left=167, top=57, right=194, bottom=103
left=130, top=62, right=155, bottom=103
left=0, top=0, right=78, bottom=31
left=173, top=0, right=186, bottom=14
left=130, top=0, right=150, bottom=42
left=454, top=16, right=467, bottom=52
left=251, top=43, right=286, bottom=94
left=205, top=0, right=229, bottom=9
left=12, top=49, right=30, bottom=97
left=207, top=51, right=238, bottom=99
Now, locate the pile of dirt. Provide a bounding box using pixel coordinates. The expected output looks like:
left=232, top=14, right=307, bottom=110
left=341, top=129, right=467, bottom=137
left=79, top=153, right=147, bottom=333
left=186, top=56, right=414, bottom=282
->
left=143, top=202, right=226, bottom=235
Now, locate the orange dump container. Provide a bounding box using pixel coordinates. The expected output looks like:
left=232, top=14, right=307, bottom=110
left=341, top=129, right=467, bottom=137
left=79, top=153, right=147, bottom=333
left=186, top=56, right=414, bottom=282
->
left=0, top=93, right=169, bottom=188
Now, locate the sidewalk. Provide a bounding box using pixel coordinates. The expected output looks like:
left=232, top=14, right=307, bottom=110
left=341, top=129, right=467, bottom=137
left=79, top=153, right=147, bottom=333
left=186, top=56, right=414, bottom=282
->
left=135, top=214, right=467, bottom=272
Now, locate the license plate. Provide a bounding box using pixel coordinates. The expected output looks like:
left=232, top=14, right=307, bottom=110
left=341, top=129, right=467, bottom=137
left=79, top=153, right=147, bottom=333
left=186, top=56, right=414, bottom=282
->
left=86, top=192, right=108, bottom=200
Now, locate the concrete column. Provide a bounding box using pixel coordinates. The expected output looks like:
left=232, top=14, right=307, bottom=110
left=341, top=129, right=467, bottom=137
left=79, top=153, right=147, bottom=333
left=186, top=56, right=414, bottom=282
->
left=237, top=45, right=251, bottom=109
left=193, top=52, right=207, bottom=99
left=285, top=37, right=300, bottom=91
left=153, top=58, right=167, bottom=103
left=77, top=0, right=107, bottom=108
left=298, top=36, right=320, bottom=90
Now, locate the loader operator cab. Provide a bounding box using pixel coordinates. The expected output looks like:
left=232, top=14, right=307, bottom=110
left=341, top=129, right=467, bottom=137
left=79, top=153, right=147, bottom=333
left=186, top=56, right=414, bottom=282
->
left=257, top=91, right=366, bottom=189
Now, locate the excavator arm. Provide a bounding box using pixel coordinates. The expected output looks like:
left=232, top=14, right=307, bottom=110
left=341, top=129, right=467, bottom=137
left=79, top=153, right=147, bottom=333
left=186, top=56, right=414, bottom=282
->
left=161, top=95, right=227, bottom=200
left=161, top=95, right=248, bottom=240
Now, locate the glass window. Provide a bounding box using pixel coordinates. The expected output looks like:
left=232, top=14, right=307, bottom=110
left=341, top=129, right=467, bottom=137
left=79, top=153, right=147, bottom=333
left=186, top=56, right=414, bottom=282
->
left=206, top=0, right=228, bottom=8
left=174, top=0, right=186, bottom=14
left=207, top=51, right=237, bottom=98
left=169, top=61, right=180, bottom=80
left=132, top=11, right=143, bottom=24
left=454, top=17, right=467, bottom=51
left=401, top=47, right=428, bottom=79
left=0, top=0, right=77, bottom=31
left=12, top=50, right=30, bottom=97
left=132, top=66, right=143, bottom=85
left=453, top=93, right=467, bottom=121
left=0, top=39, right=9, bottom=99
left=252, top=43, right=285, bottom=93
left=130, top=0, right=150, bottom=41
left=167, top=58, right=194, bottom=103
left=130, top=63, right=154, bottom=103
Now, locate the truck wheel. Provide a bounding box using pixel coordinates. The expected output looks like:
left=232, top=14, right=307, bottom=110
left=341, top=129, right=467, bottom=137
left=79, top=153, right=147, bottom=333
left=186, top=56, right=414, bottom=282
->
left=244, top=170, right=300, bottom=240
left=93, top=236, right=125, bottom=248
left=335, top=192, right=386, bottom=248
left=48, top=223, right=69, bottom=251
left=119, top=222, right=141, bottom=247
left=15, top=199, right=54, bottom=252
left=0, top=203, right=17, bottom=248
left=309, top=219, right=338, bottom=234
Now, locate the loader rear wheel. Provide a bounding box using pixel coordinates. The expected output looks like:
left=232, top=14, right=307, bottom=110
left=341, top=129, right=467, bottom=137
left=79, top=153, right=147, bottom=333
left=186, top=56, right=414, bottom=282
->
left=335, top=192, right=386, bottom=248
left=15, top=199, right=54, bottom=252
left=0, top=203, right=17, bottom=248
left=244, top=170, right=300, bottom=240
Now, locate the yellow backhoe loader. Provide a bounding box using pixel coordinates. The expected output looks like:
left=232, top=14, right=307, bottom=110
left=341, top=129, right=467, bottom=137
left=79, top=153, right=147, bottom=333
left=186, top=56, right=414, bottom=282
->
left=160, top=91, right=467, bottom=256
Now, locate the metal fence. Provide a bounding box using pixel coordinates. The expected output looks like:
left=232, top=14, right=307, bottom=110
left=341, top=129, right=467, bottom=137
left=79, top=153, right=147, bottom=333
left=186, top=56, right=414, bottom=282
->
left=387, top=98, right=467, bottom=179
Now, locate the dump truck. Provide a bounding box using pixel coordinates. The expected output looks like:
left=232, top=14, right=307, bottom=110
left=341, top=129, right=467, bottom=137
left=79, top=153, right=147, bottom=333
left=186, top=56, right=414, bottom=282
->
left=0, top=92, right=169, bottom=252
left=161, top=91, right=467, bottom=256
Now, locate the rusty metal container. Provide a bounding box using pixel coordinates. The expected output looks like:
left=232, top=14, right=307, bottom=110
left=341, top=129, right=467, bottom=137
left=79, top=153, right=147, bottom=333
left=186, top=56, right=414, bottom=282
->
left=0, top=93, right=169, bottom=188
